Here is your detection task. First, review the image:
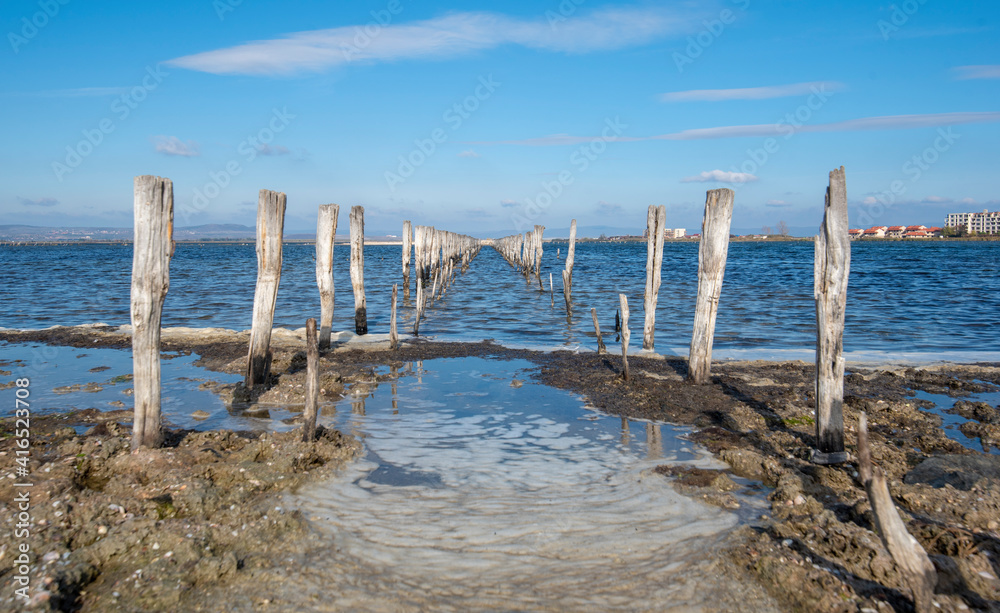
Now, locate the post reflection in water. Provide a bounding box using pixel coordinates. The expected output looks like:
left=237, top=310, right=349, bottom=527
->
left=620, top=416, right=630, bottom=448
left=646, top=422, right=662, bottom=460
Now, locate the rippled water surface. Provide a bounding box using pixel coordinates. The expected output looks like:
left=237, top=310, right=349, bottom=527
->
left=1, top=240, right=998, bottom=355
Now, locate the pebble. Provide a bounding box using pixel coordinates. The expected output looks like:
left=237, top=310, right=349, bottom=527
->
left=42, top=552, right=59, bottom=564
left=781, top=539, right=793, bottom=548
left=793, top=494, right=806, bottom=506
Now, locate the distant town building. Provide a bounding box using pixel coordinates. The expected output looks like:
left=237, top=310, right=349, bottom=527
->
left=886, top=225, right=906, bottom=238
left=862, top=226, right=888, bottom=238
left=946, top=210, right=1000, bottom=235
left=664, top=228, right=686, bottom=239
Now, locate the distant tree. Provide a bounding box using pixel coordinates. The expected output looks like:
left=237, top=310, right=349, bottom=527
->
left=599, top=233, right=608, bottom=240
left=761, top=225, right=773, bottom=236
left=941, top=226, right=957, bottom=237
left=777, top=220, right=790, bottom=237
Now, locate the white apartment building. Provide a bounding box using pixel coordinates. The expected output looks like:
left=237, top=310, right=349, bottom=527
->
left=946, top=210, right=1000, bottom=234
left=663, top=228, right=686, bottom=239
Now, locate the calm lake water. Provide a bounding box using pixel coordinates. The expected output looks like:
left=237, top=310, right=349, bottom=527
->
left=1, top=240, right=998, bottom=358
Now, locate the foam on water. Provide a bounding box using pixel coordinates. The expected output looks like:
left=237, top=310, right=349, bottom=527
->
left=288, top=358, right=754, bottom=611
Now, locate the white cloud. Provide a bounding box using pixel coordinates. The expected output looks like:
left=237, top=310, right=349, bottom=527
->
left=923, top=195, right=950, bottom=203
left=862, top=196, right=878, bottom=205
left=153, top=136, right=200, bottom=157
left=681, top=170, right=758, bottom=184
left=500, top=199, right=518, bottom=208
left=765, top=199, right=791, bottom=207
left=953, top=65, right=1000, bottom=80
left=596, top=200, right=622, bottom=213
left=166, top=7, right=698, bottom=75
left=18, top=197, right=59, bottom=207
left=660, top=81, right=845, bottom=102
left=457, top=149, right=481, bottom=158
left=960, top=197, right=977, bottom=204
left=256, top=144, right=290, bottom=156
left=475, top=112, right=1000, bottom=146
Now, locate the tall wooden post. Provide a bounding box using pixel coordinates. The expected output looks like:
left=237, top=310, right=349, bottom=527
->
left=131, top=175, right=174, bottom=450
left=533, top=225, right=545, bottom=288
left=402, top=220, right=412, bottom=301
left=643, top=205, right=666, bottom=350
left=246, top=189, right=286, bottom=388
left=562, top=219, right=576, bottom=309
left=813, top=166, right=850, bottom=463
left=315, top=204, right=339, bottom=350
left=414, top=276, right=424, bottom=335
left=302, top=318, right=319, bottom=443
left=349, top=205, right=367, bottom=335
left=390, top=284, right=399, bottom=350
left=619, top=294, right=630, bottom=381
left=591, top=307, right=607, bottom=355
left=688, top=189, right=734, bottom=385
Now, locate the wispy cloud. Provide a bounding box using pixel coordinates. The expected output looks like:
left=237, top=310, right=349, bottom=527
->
left=953, top=65, right=1000, bottom=80
left=596, top=200, right=623, bottom=214
left=18, top=197, right=59, bottom=207
left=660, top=81, right=845, bottom=102
left=474, top=112, right=1000, bottom=146
left=682, top=170, right=757, bottom=184
left=500, top=199, right=518, bottom=208
left=256, top=144, right=290, bottom=156
left=166, top=7, right=700, bottom=76
left=153, top=136, right=200, bottom=157
left=765, top=199, right=791, bottom=207
left=457, top=149, right=481, bottom=158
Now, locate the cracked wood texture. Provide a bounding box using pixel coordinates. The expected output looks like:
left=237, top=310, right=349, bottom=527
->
left=246, top=189, right=286, bottom=388
left=688, top=189, right=734, bottom=384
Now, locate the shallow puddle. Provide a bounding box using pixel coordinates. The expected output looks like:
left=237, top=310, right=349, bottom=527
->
left=287, top=357, right=760, bottom=612
left=913, top=388, right=1000, bottom=455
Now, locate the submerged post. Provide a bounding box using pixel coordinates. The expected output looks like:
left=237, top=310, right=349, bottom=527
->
left=591, top=307, right=607, bottom=355
left=402, top=220, right=412, bottom=301
left=619, top=294, right=630, bottom=381
left=131, top=175, right=174, bottom=450
left=246, top=189, right=287, bottom=389
left=688, top=189, right=734, bottom=385
left=316, top=204, right=339, bottom=350
left=302, top=318, right=319, bottom=443
left=414, top=276, right=424, bottom=335
left=349, top=205, right=367, bottom=335
left=643, top=205, right=666, bottom=350
left=813, top=166, right=850, bottom=463
left=562, top=219, right=577, bottom=309
left=390, top=283, right=399, bottom=350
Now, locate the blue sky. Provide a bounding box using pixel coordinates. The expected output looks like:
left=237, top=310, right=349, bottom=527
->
left=2, top=0, right=998, bottom=235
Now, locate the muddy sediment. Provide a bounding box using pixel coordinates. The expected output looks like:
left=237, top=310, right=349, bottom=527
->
left=2, top=325, right=1000, bottom=611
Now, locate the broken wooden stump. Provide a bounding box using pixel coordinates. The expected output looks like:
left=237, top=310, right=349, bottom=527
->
left=688, top=189, right=734, bottom=385
left=315, top=204, right=339, bottom=350
left=130, top=175, right=174, bottom=450
left=643, top=205, right=666, bottom=350
left=349, top=205, right=367, bottom=335
left=562, top=219, right=577, bottom=310
left=591, top=307, right=607, bottom=355
left=246, top=189, right=286, bottom=389
left=390, top=283, right=399, bottom=350
left=302, top=318, right=319, bottom=443
left=619, top=294, right=630, bottom=381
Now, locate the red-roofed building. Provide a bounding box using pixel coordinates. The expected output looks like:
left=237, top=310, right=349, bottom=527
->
left=862, top=226, right=888, bottom=238
left=926, top=226, right=942, bottom=236
left=848, top=229, right=863, bottom=240
left=904, top=231, right=930, bottom=238
left=886, top=225, right=906, bottom=238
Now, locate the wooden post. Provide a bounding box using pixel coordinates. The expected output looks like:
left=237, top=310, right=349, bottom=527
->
left=413, top=276, right=424, bottom=335
left=302, top=318, right=319, bottom=442
left=246, top=189, right=286, bottom=388
left=814, top=167, right=850, bottom=463
left=858, top=413, right=937, bottom=612
left=402, top=220, right=412, bottom=301
left=619, top=294, right=630, bottom=381
left=591, top=308, right=607, bottom=355
left=130, top=175, right=174, bottom=450
left=688, top=189, right=734, bottom=385
left=549, top=272, right=554, bottom=306
left=349, top=205, right=367, bottom=335
left=315, top=204, right=339, bottom=350
left=533, top=225, right=545, bottom=289
left=390, top=284, right=399, bottom=349
left=562, top=219, right=577, bottom=309
left=643, top=205, right=666, bottom=350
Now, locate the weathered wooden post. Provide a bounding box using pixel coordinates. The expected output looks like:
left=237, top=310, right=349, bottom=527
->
left=687, top=189, right=734, bottom=385
left=390, top=284, right=399, bottom=350
left=131, top=175, right=174, bottom=450
left=413, top=276, right=424, bottom=335
left=349, top=205, right=367, bottom=335
left=302, top=318, right=319, bottom=442
left=315, top=204, right=339, bottom=350
left=533, top=225, right=545, bottom=288
left=591, top=307, right=607, bottom=354
left=549, top=272, right=554, bottom=306
left=246, top=189, right=286, bottom=388
left=562, top=219, right=577, bottom=309
left=813, top=166, right=850, bottom=463
left=402, top=220, right=412, bottom=301
left=619, top=294, right=630, bottom=381
left=858, top=413, right=936, bottom=612
left=643, top=205, right=666, bottom=350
